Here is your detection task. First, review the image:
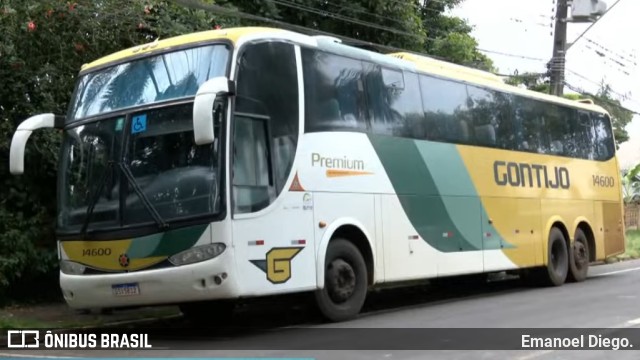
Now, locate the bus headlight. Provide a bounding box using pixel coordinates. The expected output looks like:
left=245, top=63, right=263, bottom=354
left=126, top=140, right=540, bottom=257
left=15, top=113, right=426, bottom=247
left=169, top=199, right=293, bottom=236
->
left=169, top=243, right=226, bottom=266
left=60, top=260, right=86, bottom=275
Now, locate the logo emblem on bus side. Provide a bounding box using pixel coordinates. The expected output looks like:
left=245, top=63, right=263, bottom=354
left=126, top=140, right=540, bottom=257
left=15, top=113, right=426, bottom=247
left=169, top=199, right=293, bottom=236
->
left=118, top=254, right=130, bottom=268
left=250, top=247, right=303, bottom=284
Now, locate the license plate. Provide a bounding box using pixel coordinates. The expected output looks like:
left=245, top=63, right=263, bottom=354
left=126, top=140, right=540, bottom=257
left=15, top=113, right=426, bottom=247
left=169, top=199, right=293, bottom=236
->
left=112, top=283, right=140, bottom=297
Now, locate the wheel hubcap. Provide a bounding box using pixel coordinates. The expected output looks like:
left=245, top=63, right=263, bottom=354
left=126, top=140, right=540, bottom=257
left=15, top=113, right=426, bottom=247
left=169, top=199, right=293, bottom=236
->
left=573, top=241, right=588, bottom=269
left=327, top=258, right=356, bottom=303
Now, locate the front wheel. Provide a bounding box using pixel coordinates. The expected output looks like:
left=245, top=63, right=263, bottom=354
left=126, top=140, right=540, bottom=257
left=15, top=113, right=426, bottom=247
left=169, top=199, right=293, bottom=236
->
left=314, top=238, right=368, bottom=322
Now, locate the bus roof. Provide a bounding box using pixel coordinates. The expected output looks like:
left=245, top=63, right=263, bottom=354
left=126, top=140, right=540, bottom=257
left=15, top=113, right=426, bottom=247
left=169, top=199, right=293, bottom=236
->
left=80, top=26, right=609, bottom=116
left=80, top=27, right=285, bottom=72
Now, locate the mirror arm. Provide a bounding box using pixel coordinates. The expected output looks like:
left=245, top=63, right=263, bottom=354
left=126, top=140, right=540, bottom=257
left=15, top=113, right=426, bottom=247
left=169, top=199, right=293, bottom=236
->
left=10, top=113, right=57, bottom=175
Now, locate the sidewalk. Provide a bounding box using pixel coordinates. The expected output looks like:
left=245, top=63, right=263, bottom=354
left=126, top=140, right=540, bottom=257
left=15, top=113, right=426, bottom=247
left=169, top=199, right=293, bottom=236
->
left=0, top=302, right=181, bottom=329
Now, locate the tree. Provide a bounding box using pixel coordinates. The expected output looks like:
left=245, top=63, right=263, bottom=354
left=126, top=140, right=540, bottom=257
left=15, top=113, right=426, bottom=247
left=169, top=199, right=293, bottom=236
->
left=420, top=0, right=495, bottom=71
left=622, top=163, right=640, bottom=204
left=594, top=84, right=633, bottom=145
left=226, top=0, right=494, bottom=70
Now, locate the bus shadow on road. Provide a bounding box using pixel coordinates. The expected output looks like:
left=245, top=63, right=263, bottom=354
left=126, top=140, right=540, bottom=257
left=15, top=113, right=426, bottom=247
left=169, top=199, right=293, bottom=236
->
left=148, top=272, right=546, bottom=338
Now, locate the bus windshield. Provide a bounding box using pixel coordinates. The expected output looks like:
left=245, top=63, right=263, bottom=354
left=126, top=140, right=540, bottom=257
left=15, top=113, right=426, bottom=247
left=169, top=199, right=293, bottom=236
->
left=57, top=44, right=229, bottom=235
left=68, top=44, right=229, bottom=121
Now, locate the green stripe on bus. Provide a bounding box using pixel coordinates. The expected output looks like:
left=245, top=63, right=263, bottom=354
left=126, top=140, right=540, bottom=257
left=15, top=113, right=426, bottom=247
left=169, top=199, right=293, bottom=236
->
left=127, top=224, right=208, bottom=258
left=368, top=135, right=512, bottom=252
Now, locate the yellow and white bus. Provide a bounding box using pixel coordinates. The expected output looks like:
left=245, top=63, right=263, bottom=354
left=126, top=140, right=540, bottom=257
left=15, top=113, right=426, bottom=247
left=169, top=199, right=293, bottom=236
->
left=10, top=27, right=625, bottom=322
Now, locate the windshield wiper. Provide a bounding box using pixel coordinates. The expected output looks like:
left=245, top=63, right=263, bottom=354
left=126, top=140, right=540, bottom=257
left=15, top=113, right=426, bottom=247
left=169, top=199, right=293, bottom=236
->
left=118, top=163, right=169, bottom=230
left=80, top=160, right=115, bottom=238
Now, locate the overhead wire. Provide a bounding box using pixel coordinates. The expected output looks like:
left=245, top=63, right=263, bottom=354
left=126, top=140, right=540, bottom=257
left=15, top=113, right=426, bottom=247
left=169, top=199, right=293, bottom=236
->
left=269, top=0, right=423, bottom=39
left=566, top=0, right=625, bottom=51
left=175, top=0, right=640, bottom=111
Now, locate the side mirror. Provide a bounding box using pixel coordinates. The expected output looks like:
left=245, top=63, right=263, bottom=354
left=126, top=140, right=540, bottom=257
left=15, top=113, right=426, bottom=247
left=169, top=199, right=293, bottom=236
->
left=10, top=113, right=62, bottom=175
left=193, top=77, right=233, bottom=145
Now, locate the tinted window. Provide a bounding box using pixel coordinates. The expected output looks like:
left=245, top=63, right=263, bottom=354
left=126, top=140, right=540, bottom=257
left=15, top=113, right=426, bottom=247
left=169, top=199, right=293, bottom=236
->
left=594, top=113, right=616, bottom=160
left=420, top=75, right=470, bottom=144
left=233, top=42, right=299, bottom=214
left=301, top=53, right=615, bottom=161
left=575, top=111, right=598, bottom=160
left=303, top=50, right=367, bottom=132
left=364, top=65, right=423, bottom=137
left=492, top=92, right=516, bottom=150
left=466, top=86, right=496, bottom=147
left=513, top=97, right=547, bottom=154
left=542, top=103, right=569, bottom=156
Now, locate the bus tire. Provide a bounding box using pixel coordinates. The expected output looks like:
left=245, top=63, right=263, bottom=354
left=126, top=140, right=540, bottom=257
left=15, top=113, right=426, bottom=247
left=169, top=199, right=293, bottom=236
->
left=315, top=238, right=368, bottom=322
left=567, top=228, right=589, bottom=282
left=179, top=300, right=234, bottom=326
left=541, top=227, right=569, bottom=286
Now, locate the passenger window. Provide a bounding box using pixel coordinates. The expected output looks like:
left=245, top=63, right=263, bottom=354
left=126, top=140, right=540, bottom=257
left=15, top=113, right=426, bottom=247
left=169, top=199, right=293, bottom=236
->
left=466, top=86, right=497, bottom=147
left=364, top=65, right=423, bottom=137
left=420, top=75, right=469, bottom=144
left=492, top=92, right=516, bottom=150
left=303, top=50, right=367, bottom=132
left=514, top=97, right=545, bottom=153
left=593, top=113, right=616, bottom=160
left=543, top=104, right=569, bottom=156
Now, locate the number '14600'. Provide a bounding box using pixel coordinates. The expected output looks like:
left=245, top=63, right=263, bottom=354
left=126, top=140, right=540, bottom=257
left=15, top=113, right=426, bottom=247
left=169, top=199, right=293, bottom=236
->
left=593, top=175, right=615, bottom=187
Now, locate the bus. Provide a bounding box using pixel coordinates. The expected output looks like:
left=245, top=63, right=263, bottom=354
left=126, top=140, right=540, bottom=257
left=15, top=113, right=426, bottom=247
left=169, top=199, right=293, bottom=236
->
left=9, top=27, right=625, bottom=323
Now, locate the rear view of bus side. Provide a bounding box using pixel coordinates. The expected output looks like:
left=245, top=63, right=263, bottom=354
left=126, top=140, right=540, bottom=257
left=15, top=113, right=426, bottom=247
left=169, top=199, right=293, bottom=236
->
left=295, top=37, right=625, bottom=318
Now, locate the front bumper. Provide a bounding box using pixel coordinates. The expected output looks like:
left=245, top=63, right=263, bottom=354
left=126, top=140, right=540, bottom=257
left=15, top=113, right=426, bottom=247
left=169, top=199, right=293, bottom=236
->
left=60, top=253, right=238, bottom=309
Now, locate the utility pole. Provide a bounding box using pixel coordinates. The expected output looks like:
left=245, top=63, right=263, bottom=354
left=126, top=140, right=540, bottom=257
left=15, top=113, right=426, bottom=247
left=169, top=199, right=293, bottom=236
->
left=549, top=0, right=568, bottom=96
left=548, top=0, right=611, bottom=97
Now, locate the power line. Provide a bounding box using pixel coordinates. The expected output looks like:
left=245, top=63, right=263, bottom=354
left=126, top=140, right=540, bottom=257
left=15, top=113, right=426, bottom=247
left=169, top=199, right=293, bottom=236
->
left=477, top=48, right=547, bottom=62
left=171, top=0, right=450, bottom=59
left=270, top=0, right=422, bottom=39
left=566, top=0, right=625, bottom=51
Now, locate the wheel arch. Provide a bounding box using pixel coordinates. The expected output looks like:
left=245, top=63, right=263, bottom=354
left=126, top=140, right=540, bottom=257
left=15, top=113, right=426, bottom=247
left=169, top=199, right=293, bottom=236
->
left=316, top=218, right=376, bottom=289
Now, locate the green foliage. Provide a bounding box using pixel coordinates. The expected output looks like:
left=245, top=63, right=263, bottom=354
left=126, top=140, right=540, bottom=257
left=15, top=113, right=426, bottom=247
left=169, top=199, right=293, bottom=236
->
left=622, top=163, right=640, bottom=204
left=594, top=84, right=633, bottom=145
left=623, top=230, right=640, bottom=259
left=228, top=0, right=493, bottom=70
left=420, top=0, right=494, bottom=71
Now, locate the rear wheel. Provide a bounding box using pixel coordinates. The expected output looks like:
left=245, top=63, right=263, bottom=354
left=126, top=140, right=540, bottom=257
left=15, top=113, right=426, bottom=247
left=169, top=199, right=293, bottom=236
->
left=521, top=228, right=569, bottom=287
left=314, top=238, right=368, bottom=322
left=567, top=228, right=590, bottom=282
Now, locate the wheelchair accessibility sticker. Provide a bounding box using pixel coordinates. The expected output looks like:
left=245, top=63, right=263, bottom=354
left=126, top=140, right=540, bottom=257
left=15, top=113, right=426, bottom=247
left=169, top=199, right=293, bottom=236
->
left=131, top=114, right=147, bottom=134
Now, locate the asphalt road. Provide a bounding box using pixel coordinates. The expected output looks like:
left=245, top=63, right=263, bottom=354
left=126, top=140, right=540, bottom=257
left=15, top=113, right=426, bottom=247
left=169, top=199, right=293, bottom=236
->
left=3, top=259, right=640, bottom=359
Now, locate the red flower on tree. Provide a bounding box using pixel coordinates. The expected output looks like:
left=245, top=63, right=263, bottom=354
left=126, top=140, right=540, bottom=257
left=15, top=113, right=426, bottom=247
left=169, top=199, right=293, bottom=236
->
left=45, top=9, right=53, bottom=18
left=68, top=2, right=77, bottom=11
left=27, top=21, right=36, bottom=32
